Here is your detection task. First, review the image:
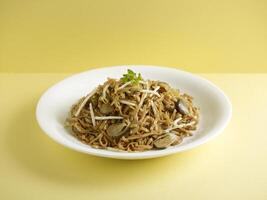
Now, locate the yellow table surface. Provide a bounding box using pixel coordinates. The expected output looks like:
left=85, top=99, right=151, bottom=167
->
left=0, top=73, right=266, bottom=200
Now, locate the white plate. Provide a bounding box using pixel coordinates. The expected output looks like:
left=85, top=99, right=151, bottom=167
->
left=36, top=65, right=232, bottom=159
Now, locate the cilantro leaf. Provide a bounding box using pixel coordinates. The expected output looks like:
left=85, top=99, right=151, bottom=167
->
left=120, top=69, right=143, bottom=84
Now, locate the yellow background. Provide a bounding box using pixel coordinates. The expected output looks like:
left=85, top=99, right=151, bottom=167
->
left=1, top=73, right=267, bottom=199
left=1, top=0, right=267, bottom=73
left=1, top=0, right=267, bottom=199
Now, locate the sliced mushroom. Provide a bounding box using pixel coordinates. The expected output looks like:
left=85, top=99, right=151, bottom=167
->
left=153, top=133, right=178, bottom=149
left=107, top=122, right=128, bottom=137
left=171, top=135, right=183, bottom=146
left=176, top=98, right=190, bottom=115
left=99, top=103, right=114, bottom=114
left=158, top=82, right=170, bottom=92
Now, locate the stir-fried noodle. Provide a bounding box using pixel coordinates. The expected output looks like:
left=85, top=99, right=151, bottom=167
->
left=66, top=70, right=199, bottom=152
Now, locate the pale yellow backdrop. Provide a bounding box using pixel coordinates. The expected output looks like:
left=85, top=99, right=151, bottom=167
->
left=1, top=0, right=267, bottom=73
left=1, top=1, right=267, bottom=199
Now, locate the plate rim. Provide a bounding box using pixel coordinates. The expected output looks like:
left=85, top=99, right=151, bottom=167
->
left=36, top=65, right=232, bottom=159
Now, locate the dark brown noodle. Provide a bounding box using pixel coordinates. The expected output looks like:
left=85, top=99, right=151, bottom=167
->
left=65, top=78, right=199, bottom=152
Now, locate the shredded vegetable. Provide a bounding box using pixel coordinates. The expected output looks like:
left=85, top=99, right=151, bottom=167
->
left=66, top=69, right=199, bottom=152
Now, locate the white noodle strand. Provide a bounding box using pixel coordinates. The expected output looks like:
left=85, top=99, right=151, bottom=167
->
left=118, top=81, right=131, bottom=90
left=120, top=100, right=136, bottom=107
left=89, top=103, right=96, bottom=127
left=74, top=88, right=97, bottom=117
left=140, top=90, right=160, bottom=97
left=94, top=116, right=123, bottom=120
left=150, top=86, right=160, bottom=97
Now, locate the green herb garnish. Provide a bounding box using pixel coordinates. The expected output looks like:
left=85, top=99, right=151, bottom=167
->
left=120, top=69, right=143, bottom=84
